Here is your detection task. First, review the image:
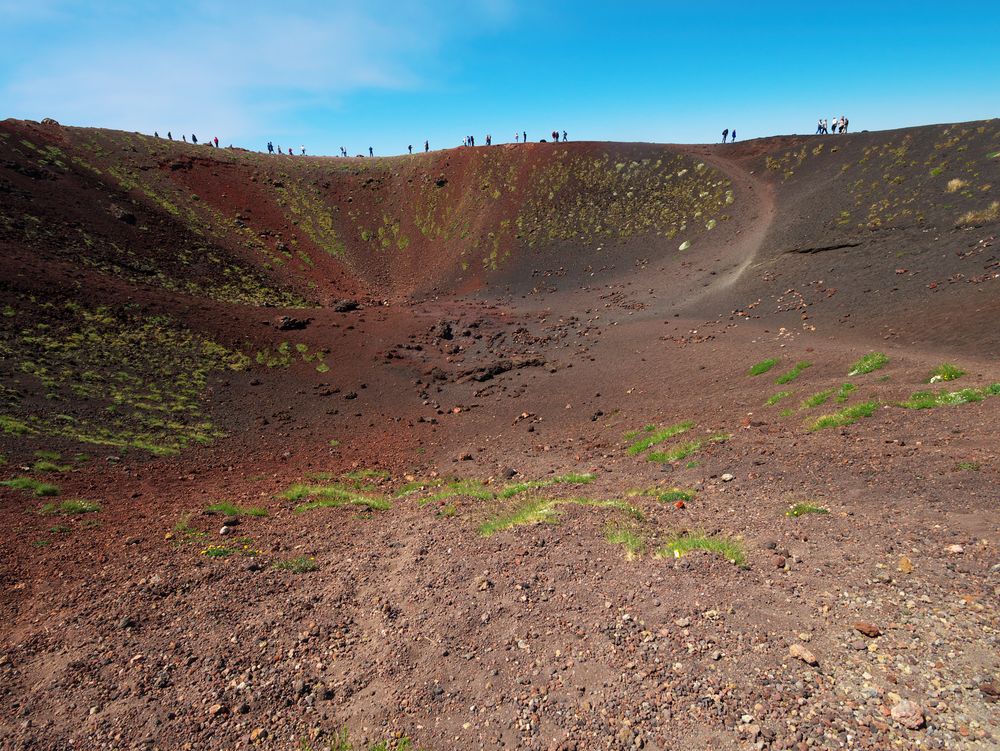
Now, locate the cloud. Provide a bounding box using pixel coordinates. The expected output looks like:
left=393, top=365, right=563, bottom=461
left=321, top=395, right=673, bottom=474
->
left=0, top=0, right=511, bottom=140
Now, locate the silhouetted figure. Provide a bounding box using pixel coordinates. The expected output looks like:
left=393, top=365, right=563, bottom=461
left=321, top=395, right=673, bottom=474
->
left=562, top=130, right=567, bottom=142
left=192, top=134, right=198, bottom=144
left=214, top=136, right=219, bottom=148
left=842, top=116, right=849, bottom=133
left=731, top=129, right=736, bottom=142
left=154, top=131, right=159, bottom=138
left=424, top=140, right=429, bottom=152
left=515, top=132, right=519, bottom=143
left=552, top=130, right=559, bottom=142
left=722, top=128, right=728, bottom=143
left=523, top=131, right=526, bottom=143
left=301, top=145, right=305, bottom=155
left=369, top=146, right=373, bottom=157
left=182, top=135, right=186, bottom=142
left=486, top=134, right=491, bottom=146
left=471, top=135, right=475, bottom=147
left=267, top=141, right=273, bottom=153
left=288, top=147, right=292, bottom=155
left=408, top=144, right=413, bottom=154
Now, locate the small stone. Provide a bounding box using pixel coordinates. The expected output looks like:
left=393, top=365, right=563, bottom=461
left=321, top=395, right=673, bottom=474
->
left=851, top=639, right=867, bottom=651
left=854, top=621, right=882, bottom=638
left=674, top=617, right=691, bottom=628
left=219, top=526, right=233, bottom=536
left=721, top=473, right=735, bottom=482
left=250, top=728, right=267, bottom=742
left=897, top=555, right=914, bottom=574
left=946, top=544, right=964, bottom=554
left=208, top=703, right=228, bottom=717
left=789, top=643, right=818, bottom=666
left=890, top=699, right=924, bottom=730
left=772, top=555, right=786, bottom=569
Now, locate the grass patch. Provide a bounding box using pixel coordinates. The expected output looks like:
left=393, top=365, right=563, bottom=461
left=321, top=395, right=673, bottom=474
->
left=1, top=476, right=59, bottom=496
left=955, top=461, right=980, bottom=471
left=34, top=450, right=62, bottom=461
left=775, top=360, right=811, bottom=385
left=420, top=479, right=493, bottom=505
left=835, top=383, right=856, bottom=403
left=396, top=477, right=446, bottom=497
left=656, top=532, right=746, bottom=567
left=31, top=460, right=70, bottom=472
left=748, top=358, right=779, bottom=376
left=204, top=502, right=268, bottom=517
left=957, top=200, right=999, bottom=226
left=479, top=497, right=642, bottom=536
left=927, top=363, right=965, bottom=383
left=342, top=469, right=390, bottom=482
left=647, top=439, right=702, bottom=463
left=605, top=524, right=646, bottom=560
left=848, top=352, right=888, bottom=376
left=273, top=555, right=319, bottom=573
left=498, top=472, right=594, bottom=498
left=766, top=390, right=793, bottom=406
left=173, top=513, right=206, bottom=541
left=38, top=499, right=101, bottom=515
left=801, top=389, right=834, bottom=409
left=786, top=502, right=829, bottom=518
left=283, top=483, right=390, bottom=512
left=809, top=401, right=879, bottom=430
left=0, top=415, right=31, bottom=435
left=201, top=539, right=260, bottom=558
left=900, top=384, right=1000, bottom=409
left=626, top=421, right=694, bottom=455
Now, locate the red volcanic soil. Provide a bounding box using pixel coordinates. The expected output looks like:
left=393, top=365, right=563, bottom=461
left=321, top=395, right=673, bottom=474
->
left=1, top=118, right=999, bottom=751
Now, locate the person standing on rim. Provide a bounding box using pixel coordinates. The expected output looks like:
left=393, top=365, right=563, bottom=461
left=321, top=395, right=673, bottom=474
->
left=731, top=129, right=736, bottom=142
left=369, top=146, right=373, bottom=157
left=523, top=130, right=527, bottom=143
left=424, top=139, right=429, bottom=152
left=722, top=128, right=729, bottom=143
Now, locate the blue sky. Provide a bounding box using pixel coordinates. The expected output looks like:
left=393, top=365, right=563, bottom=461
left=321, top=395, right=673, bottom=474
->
left=1, top=1, right=997, bottom=155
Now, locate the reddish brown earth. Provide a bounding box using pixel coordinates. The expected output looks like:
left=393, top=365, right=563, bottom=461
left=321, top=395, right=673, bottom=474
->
left=1, top=118, right=999, bottom=751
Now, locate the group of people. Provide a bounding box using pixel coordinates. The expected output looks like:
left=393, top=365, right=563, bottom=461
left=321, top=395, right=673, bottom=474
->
left=155, top=131, right=222, bottom=148
left=721, top=128, right=737, bottom=143
left=462, top=134, right=494, bottom=146
left=816, top=116, right=849, bottom=134
left=266, top=142, right=306, bottom=155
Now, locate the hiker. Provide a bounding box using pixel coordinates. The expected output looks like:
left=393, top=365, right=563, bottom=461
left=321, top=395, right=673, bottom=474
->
left=300, top=145, right=305, bottom=155
left=486, top=134, right=491, bottom=146
left=267, top=141, right=273, bottom=153
left=722, top=128, right=729, bottom=143
left=182, top=135, right=186, bottom=142
left=562, top=130, right=567, bottom=142
left=471, top=135, right=475, bottom=147
left=167, top=131, right=172, bottom=140
left=552, top=130, right=558, bottom=142
left=731, top=129, right=736, bottom=142
left=841, top=116, right=849, bottom=133
left=408, top=144, right=413, bottom=154
left=288, top=147, right=292, bottom=155
left=523, top=131, right=527, bottom=143
left=424, top=140, right=429, bottom=152
left=214, top=136, right=219, bottom=148
left=369, top=146, right=373, bottom=157
left=515, top=132, right=519, bottom=143
left=192, top=134, right=198, bottom=144
left=154, top=131, right=159, bottom=138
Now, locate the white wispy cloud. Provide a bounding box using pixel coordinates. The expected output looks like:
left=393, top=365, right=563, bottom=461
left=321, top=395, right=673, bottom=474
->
left=0, top=0, right=512, bottom=141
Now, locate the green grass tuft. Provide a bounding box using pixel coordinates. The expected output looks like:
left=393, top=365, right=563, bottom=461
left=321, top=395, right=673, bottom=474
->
left=38, top=499, right=100, bottom=515
left=848, top=352, right=888, bottom=376
left=748, top=358, right=779, bottom=376
left=605, top=524, right=646, bottom=559
left=809, top=401, right=879, bottom=430
left=498, top=472, right=594, bottom=498
left=647, top=439, right=702, bottom=463
left=800, top=389, right=834, bottom=409
left=31, top=459, right=70, bottom=473
left=835, top=383, right=856, bottom=403
left=479, top=497, right=642, bottom=536
left=656, top=532, right=746, bottom=567
left=775, top=360, right=812, bottom=385
left=273, top=555, right=319, bottom=573
left=420, top=479, right=493, bottom=505
left=204, top=502, right=268, bottom=517
left=1, top=476, right=59, bottom=496
left=786, top=502, right=829, bottom=518
left=766, top=390, right=793, bottom=406
left=626, top=421, right=694, bottom=455
left=927, top=363, right=965, bottom=383
left=0, top=415, right=31, bottom=435
left=901, top=384, right=999, bottom=409
left=955, top=461, right=980, bottom=471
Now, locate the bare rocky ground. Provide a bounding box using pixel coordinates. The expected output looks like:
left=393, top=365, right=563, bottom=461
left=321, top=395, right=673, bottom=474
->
left=1, top=118, right=998, bottom=750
